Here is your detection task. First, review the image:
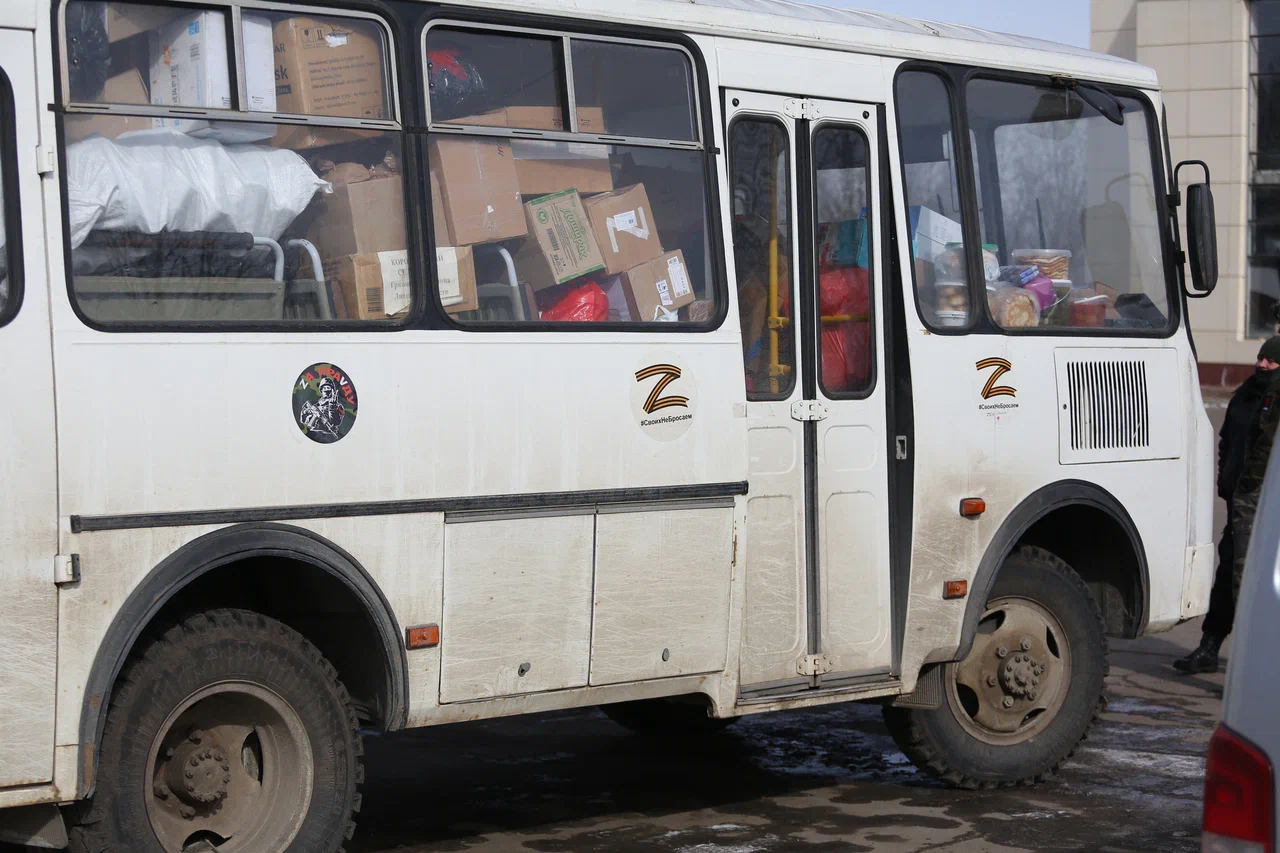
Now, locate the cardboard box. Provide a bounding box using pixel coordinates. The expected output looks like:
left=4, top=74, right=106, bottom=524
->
left=430, top=136, right=526, bottom=246
left=619, top=250, right=694, bottom=322
left=65, top=70, right=152, bottom=142
left=324, top=251, right=411, bottom=320
left=583, top=184, right=663, bottom=275
left=515, top=189, right=605, bottom=291
left=430, top=170, right=452, bottom=245
left=107, top=4, right=174, bottom=43
left=911, top=206, right=964, bottom=264
left=273, top=16, right=387, bottom=119
left=436, top=246, right=478, bottom=314
left=149, top=12, right=275, bottom=140
left=308, top=175, right=407, bottom=261
left=461, top=108, right=613, bottom=196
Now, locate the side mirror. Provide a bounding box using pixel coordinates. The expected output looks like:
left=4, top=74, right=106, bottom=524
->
left=1174, top=159, right=1218, bottom=296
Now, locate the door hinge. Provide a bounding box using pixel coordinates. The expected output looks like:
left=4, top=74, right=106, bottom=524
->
left=797, top=653, right=834, bottom=676
left=895, top=435, right=909, bottom=460
left=783, top=98, right=819, bottom=120
left=55, top=554, right=81, bottom=585
left=36, top=145, right=55, bottom=176
left=791, top=399, right=829, bottom=422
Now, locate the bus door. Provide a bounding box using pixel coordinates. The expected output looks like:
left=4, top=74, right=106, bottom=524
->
left=727, top=91, right=893, bottom=694
left=0, top=28, right=59, bottom=787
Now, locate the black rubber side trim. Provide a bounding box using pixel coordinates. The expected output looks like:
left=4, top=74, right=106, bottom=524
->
left=77, top=523, right=409, bottom=796
left=71, top=482, right=749, bottom=533
left=954, top=479, right=1149, bottom=662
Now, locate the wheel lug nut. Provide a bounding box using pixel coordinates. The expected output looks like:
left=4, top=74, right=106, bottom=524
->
left=153, top=784, right=168, bottom=800
left=987, top=674, right=997, bottom=686
left=165, top=747, right=175, bottom=759
left=1020, top=637, right=1032, bottom=651
left=1028, top=691, right=1038, bottom=701
left=185, top=769, right=194, bottom=779
left=188, top=729, right=202, bottom=744
left=180, top=805, right=195, bottom=819
left=996, top=646, right=1008, bottom=658
left=1002, top=696, right=1014, bottom=708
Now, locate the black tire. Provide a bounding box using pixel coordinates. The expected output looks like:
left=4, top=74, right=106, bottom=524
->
left=67, top=609, right=363, bottom=853
left=602, top=698, right=738, bottom=736
left=882, top=546, right=1108, bottom=789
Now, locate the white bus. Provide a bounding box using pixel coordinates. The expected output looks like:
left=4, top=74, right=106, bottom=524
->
left=0, top=0, right=1219, bottom=848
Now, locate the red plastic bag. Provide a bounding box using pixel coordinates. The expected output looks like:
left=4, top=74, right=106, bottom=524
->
left=818, top=267, right=872, bottom=392
left=541, top=281, right=609, bottom=322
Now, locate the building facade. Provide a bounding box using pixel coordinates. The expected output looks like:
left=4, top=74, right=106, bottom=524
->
left=1093, top=0, right=1274, bottom=384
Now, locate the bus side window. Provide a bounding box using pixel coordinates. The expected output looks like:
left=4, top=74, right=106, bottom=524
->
left=424, top=26, right=716, bottom=327
left=813, top=124, right=873, bottom=396
left=894, top=70, right=973, bottom=331
left=60, top=1, right=407, bottom=328
left=728, top=117, right=795, bottom=399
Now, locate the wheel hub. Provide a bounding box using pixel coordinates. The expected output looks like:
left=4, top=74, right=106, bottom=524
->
left=998, top=645, right=1045, bottom=700
left=947, top=598, right=1072, bottom=744
left=164, top=730, right=232, bottom=807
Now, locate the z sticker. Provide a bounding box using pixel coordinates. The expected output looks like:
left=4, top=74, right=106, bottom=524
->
left=293, top=363, right=358, bottom=444
left=976, top=357, right=1016, bottom=399
left=631, top=353, right=697, bottom=442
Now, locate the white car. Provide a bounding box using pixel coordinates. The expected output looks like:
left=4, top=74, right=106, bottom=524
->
left=1203, top=444, right=1280, bottom=852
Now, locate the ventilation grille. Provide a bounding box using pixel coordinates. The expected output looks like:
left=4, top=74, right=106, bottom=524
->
left=1065, top=361, right=1150, bottom=451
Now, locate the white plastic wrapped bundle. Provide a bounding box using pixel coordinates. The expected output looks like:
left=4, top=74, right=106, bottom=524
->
left=66, top=129, right=330, bottom=249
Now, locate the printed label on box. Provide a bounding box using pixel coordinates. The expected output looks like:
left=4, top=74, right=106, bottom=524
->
left=613, top=210, right=639, bottom=232
left=656, top=279, right=674, bottom=307
left=378, top=250, right=411, bottom=315
left=434, top=247, right=465, bottom=307
left=668, top=256, right=691, bottom=298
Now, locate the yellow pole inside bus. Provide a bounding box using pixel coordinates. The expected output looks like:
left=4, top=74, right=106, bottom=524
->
left=767, top=135, right=781, bottom=396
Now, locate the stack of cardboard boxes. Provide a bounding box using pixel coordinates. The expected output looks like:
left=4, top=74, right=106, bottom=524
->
left=426, top=108, right=697, bottom=323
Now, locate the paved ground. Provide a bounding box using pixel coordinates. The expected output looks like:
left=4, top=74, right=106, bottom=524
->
left=348, top=620, right=1222, bottom=853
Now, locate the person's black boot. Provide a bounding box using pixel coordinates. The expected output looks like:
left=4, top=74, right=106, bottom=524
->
left=1173, top=634, right=1222, bottom=674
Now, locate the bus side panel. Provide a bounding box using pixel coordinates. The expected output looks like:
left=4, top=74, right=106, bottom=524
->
left=0, top=28, right=59, bottom=790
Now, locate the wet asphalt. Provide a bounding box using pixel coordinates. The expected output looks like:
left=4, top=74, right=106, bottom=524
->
left=348, top=620, right=1220, bottom=853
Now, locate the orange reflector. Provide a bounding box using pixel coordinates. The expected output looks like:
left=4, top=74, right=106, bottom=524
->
left=944, top=580, right=968, bottom=600
left=405, top=624, right=440, bottom=650
left=959, top=498, right=986, bottom=518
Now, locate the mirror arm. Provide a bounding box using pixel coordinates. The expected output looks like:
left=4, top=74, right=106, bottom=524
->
left=1174, top=159, right=1211, bottom=192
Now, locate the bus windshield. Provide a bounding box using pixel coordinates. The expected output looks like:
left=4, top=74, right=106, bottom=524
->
left=966, top=79, right=1170, bottom=332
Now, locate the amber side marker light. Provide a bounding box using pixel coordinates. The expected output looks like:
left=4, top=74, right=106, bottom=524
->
left=959, top=498, right=986, bottom=518
left=943, top=580, right=968, bottom=600
left=406, top=624, right=440, bottom=650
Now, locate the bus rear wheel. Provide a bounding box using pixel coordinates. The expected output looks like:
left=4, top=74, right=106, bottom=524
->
left=68, top=609, right=362, bottom=853
left=882, top=546, right=1108, bottom=789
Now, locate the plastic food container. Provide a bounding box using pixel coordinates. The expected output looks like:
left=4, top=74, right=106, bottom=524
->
left=935, top=310, right=967, bottom=327
left=1013, top=249, right=1071, bottom=281
left=935, top=280, right=969, bottom=312
left=1068, top=291, right=1106, bottom=327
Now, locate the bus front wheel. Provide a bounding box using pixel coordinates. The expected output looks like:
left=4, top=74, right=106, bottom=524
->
left=67, top=609, right=362, bottom=853
left=882, top=546, right=1108, bottom=789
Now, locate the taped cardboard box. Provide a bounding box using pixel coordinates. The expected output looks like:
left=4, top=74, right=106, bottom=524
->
left=620, top=250, right=694, bottom=322
left=583, top=184, right=663, bottom=275
left=65, top=70, right=152, bottom=142
left=430, top=136, right=527, bottom=246
left=273, top=16, right=387, bottom=119
left=462, top=107, right=612, bottom=196
left=514, top=189, right=605, bottom=291
left=307, top=173, right=407, bottom=262
left=325, top=251, right=408, bottom=320
left=430, top=170, right=452, bottom=245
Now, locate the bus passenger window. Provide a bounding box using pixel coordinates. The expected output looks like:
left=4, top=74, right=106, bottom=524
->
left=0, top=91, right=10, bottom=322
left=894, top=71, right=973, bottom=330
left=813, top=125, right=873, bottom=396
left=966, top=78, right=1170, bottom=332
left=60, top=2, right=407, bottom=326
left=425, top=26, right=715, bottom=326
left=729, top=118, right=794, bottom=398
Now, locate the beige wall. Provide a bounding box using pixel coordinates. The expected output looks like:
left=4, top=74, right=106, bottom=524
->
left=1094, top=0, right=1256, bottom=365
